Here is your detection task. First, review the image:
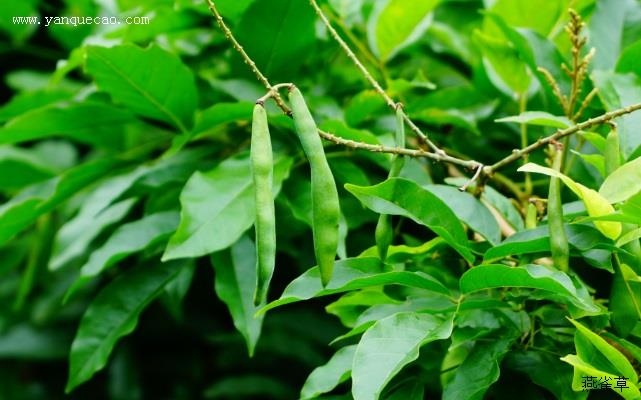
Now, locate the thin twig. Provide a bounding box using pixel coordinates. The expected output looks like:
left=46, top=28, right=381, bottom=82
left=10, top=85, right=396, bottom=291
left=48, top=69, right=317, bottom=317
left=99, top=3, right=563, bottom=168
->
left=206, top=0, right=291, bottom=115
left=317, top=129, right=481, bottom=167
left=256, top=83, right=294, bottom=105
left=307, top=0, right=394, bottom=108
left=485, top=101, right=641, bottom=174
left=459, top=164, right=483, bottom=191
left=308, top=0, right=448, bottom=155
left=324, top=5, right=381, bottom=73
left=206, top=0, right=477, bottom=167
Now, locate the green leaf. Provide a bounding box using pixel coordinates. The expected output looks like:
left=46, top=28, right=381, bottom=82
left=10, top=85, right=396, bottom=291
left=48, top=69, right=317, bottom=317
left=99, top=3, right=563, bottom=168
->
left=582, top=132, right=608, bottom=154
left=519, top=163, right=622, bottom=240
left=446, top=177, right=524, bottom=231
left=617, top=39, right=641, bottom=78
left=0, top=89, right=73, bottom=123
left=603, top=332, right=641, bottom=365
left=0, top=158, right=119, bottom=247
left=412, top=108, right=481, bottom=135
left=588, top=0, right=626, bottom=70
left=326, top=289, right=399, bottom=328
left=0, top=102, right=136, bottom=148
left=300, top=345, right=356, bottom=400
left=474, top=30, right=530, bottom=95
left=367, top=0, right=441, bottom=62
left=320, top=119, right=382, bottom=145
left=113, top=6, right=202, bottom=47
left=568, top=319, right=638, bottom=382
left=442, top=338, right=513, bottom=400
left=621, top=191, right=641, bottom=223
left=592, top=71, right=641, bottom=157
left=484, top=224, right=612, bottom=271
left=66, top=260, right=186, bottom=392
left=0, top=1, right=38, bottom=42
left=617, top=228, right=641, bottom=248
left=53, top=199, right=135, bottom=271
left=85, top=44, right=197, bottom=132
left=211, top=235, right=264, bottom=357
left=610, top=262, right=641, bottom=337
left=328, top=0, right=364, bottom=25
left=425, top=184, right=501, bottom=244
left=192, top=102, right=254, bottom=135
left=234, top=0, right=315, bottom=79
left=259, top=257, right=450, bottom=315
left=496, top=112, right=571, bottom=128
left=351, top=312, right=453, bottom=400
left=344, top=90, right=388, bottom=127
left=76, top=211, right=179, bottom=280
left=0, top=146, right=57, bottom=191
left=485, top=0, right=563, bottom=36
left=162, top=154, right=292, bottom=260
left=600, top=157, right=641, bottom=203
left=50, top=171, right=147, bottom=271
left=215, top=0, right=255, bottom=23
left=332, top=296, right=457, bottom=344
left=573, top=151, right=606, bottom=178
left=345, top=178, right=474, bottom=263
left=460, top=264, right=599, bottom=312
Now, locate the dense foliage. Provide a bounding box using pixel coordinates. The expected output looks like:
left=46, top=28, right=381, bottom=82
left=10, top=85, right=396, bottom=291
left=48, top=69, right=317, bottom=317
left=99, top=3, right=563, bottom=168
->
left=2, top=0, right=641, bottom=399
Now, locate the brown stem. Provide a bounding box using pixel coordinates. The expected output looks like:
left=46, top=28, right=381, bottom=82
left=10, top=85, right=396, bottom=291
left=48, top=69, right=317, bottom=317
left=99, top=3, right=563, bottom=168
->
left=485, top=102, right=641, bottom=174
left=206, top=0, right=291, bottom=115
left=308, top=0, right=448, bottom=154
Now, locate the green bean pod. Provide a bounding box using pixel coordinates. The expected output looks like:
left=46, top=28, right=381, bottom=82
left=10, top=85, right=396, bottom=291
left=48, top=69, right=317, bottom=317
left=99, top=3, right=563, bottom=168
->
left=525, top=203, right=537, bottom=230
left=548, top=146, right=569, bottom=272
left=604, top=127, right=621, bottom=176
left=375, top=107, right=406, bottom=261
left=250, top=103, right=276, bottom=305
left=289, top=86, right=340, bottom=286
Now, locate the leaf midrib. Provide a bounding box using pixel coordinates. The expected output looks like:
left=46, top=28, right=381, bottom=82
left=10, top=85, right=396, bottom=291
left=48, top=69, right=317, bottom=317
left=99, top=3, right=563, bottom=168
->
left=89, top=48, right=188, bottom=133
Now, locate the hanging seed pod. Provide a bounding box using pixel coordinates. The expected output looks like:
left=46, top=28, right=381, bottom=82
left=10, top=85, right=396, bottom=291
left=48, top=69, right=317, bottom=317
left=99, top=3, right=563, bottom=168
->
left=548, top=144, right=569, bottom=272
left=289, top=86, right=340, bottom=286
left=250, top=103, right=276, bottom=305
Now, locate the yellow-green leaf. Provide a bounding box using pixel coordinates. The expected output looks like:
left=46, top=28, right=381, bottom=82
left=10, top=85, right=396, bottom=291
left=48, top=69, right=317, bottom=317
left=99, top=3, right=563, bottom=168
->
left=561, top=354, right=640, bottom=400
left=518, top=163, right=622, bottom=240
left=367, top=0, right=440, bottom=62
left=568, top=319, right=638, bottom=382
left=600, top=157, right=641, bottom=203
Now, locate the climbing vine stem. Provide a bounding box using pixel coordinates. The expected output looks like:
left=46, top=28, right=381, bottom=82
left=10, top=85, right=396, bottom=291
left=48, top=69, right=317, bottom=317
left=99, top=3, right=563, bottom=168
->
left=207, top=0, right=641, bottom=185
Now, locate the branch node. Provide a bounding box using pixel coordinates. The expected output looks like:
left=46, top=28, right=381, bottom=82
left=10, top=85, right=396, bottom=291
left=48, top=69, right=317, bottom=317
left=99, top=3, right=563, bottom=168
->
left=459, top=164, right=484, bottom=192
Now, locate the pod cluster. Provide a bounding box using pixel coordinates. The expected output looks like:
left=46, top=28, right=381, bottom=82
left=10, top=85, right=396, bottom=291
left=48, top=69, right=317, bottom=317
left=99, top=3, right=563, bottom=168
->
left=249, top=86, right=340, bottom=305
